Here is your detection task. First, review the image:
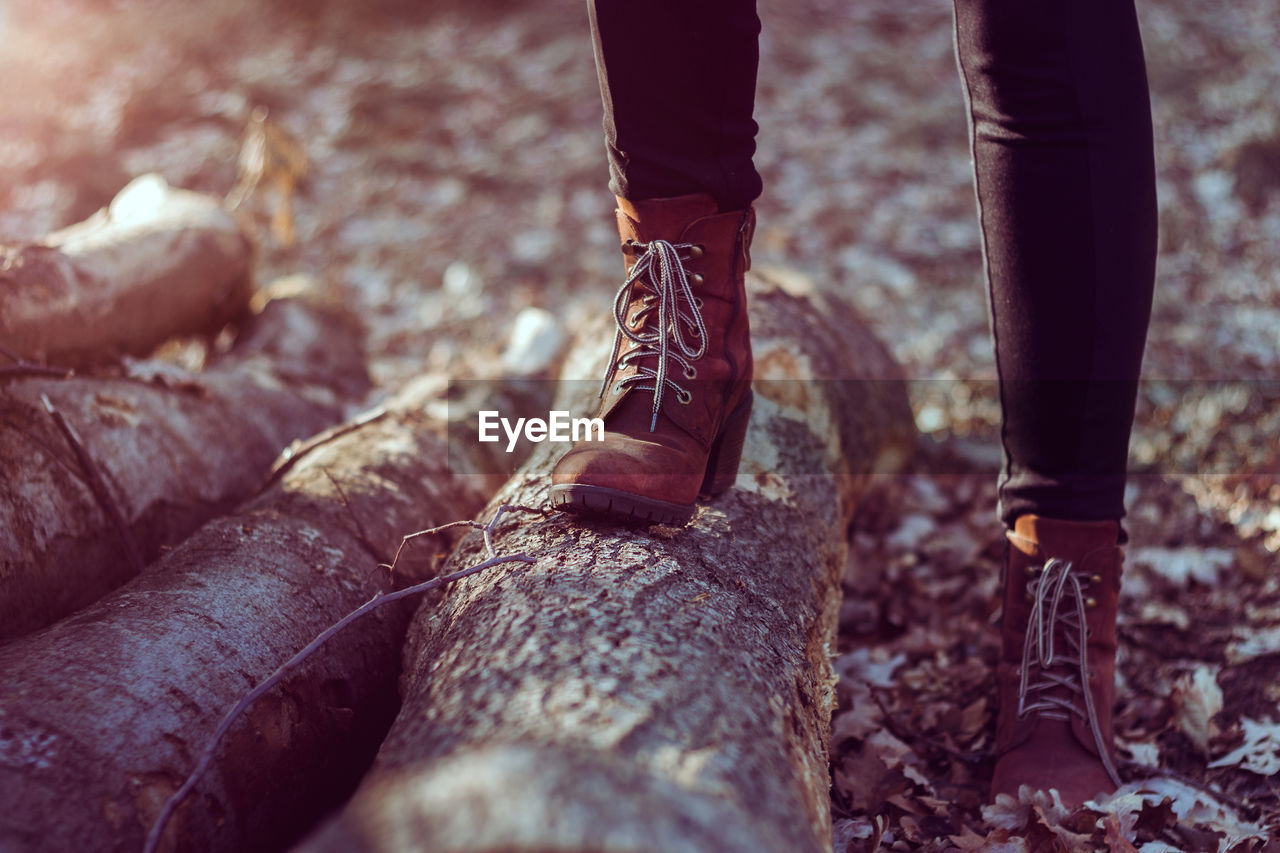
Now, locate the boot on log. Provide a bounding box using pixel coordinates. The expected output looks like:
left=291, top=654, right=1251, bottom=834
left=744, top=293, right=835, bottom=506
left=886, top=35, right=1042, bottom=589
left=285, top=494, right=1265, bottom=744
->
left=0, top=371, right=557, bottom=853
left=299, top=270, right=915, bottom=853
left=0, top=294, right=369, bottom=640
left=0, top=173, right=252, bottom=367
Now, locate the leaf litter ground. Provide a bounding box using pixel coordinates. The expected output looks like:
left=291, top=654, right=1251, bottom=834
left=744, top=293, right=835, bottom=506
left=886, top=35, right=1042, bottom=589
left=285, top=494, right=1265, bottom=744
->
left=1, top=0, right=1278, bottom=849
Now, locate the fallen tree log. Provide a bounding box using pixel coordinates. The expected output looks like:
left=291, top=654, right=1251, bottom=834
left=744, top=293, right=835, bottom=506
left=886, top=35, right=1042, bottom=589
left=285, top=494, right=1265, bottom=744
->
left=0, top=294, right=368, bottom=641
left=0, top=173, right=253, bottom=366
left=300, top=269, right=916, bottom=853
left=0, top=371, right=556, bottom=853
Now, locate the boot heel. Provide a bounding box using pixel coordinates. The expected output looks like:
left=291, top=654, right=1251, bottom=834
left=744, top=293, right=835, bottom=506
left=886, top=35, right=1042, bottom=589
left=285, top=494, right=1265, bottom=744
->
left=699, top=391, right=753, bottom=499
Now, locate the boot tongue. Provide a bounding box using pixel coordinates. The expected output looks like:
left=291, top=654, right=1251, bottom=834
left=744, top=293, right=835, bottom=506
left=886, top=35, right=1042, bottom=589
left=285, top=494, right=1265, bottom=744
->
left=1011, top=515, right=1120, bottom=562
left=616, top=194, right=719, bottom=243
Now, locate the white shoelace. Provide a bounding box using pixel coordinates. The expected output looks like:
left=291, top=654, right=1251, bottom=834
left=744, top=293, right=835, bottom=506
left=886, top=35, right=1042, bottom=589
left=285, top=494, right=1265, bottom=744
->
left=599, top=239, right=708, bottom=431
left=1017, top=557, right=1122, bottom=786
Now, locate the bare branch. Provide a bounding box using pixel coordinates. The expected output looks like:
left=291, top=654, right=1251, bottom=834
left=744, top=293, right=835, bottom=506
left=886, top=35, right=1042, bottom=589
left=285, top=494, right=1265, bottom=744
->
left=40, top=393, right=143, bottom=574
left=259, top=407, right=389, bottom=494
left=0, top=364, right=74, bottom=383
left=320, top=466, right=388, bottom=565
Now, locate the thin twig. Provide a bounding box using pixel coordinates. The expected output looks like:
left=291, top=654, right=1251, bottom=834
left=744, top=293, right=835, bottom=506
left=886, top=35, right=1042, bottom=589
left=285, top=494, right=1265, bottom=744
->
left=142, top=505, right=545, bottom=853
left=0, top=343, right=73, bottom=383
left=378, top=503, right=547, bottom=582
left=378, top=519, right=484, bottom=583
left=320, top=467, right=388, bottom=565
left=0, top=364, right=73, bottom=382
left=258, top=407, right=389, bottom=493
left=41, top=393, right=143, bottom=574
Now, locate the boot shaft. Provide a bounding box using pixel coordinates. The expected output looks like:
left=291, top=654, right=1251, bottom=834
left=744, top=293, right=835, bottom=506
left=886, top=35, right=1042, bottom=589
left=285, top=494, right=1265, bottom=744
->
left=599, top=194, right=755, bottom=446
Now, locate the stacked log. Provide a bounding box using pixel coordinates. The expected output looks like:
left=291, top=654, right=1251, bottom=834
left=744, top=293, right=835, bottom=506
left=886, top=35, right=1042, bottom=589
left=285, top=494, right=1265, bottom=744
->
left=0, top=295, right=369, bottom=640
left=0, top=173, right=252, bottom=366
left=0, top=376, right=527, bottom=853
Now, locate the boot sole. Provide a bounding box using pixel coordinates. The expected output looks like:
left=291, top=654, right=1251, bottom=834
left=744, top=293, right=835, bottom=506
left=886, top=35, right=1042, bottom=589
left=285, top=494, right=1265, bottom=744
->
left=549, top=484, right=695, bottom=526
left=549, top=392, right=753, bottom=526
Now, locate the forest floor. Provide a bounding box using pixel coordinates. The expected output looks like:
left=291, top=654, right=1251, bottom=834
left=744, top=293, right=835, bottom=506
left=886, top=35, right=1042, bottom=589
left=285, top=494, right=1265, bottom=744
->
left=2, top=0, right=1279, bottom=850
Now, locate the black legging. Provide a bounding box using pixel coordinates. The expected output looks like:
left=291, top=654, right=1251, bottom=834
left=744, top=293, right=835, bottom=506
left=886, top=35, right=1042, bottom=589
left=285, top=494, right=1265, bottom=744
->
left=588, top=0, right=1157, bottom=531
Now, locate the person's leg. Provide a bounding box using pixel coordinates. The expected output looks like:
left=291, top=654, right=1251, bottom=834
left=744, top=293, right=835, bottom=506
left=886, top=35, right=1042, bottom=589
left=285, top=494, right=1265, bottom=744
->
left=552, top=2, right=762, bottom=523
left=952, top=0, right=1157, bottom=804
left=954, top=0, right=1157, bottom=528
left=588, top=0, right=762, bottom=210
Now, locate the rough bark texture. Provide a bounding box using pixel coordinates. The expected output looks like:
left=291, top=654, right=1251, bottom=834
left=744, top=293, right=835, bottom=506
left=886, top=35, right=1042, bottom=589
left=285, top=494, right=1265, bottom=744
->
left=301, top=270, right=916, bottom=853
left=0, top=173, right=253, bottom=366
left=0, top=374, right=539, bottom=853
left=0, top=295, right=369, bottom=641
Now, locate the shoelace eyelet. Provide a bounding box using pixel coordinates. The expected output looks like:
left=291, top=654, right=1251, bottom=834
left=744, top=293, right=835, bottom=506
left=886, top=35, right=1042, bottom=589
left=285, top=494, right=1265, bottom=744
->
left=690, top=273, right=704, bottom=286
left=689, top=244, right=705, bottom=259
left=683, top=366, right=697, bottom=379
left=677, top=390, right=693, bottom=405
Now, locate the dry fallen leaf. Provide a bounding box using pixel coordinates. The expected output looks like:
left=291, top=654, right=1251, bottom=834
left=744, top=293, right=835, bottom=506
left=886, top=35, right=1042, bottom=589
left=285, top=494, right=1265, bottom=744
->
left=1208, top=716, right=1280, bottom=775
left=1172, top=665, right=1223, bottom=752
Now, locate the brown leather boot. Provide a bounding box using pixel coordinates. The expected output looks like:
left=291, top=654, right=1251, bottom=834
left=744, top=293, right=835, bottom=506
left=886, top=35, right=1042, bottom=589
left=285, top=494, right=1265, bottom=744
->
left=991, top=515, right=1125, bottom=806
left=550, top=194, right=755, bottom=525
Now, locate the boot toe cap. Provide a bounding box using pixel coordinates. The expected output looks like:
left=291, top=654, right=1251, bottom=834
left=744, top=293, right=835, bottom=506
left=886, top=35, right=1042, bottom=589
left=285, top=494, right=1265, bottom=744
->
left=552, top=440, right=701, bottom=506
left=990, top=720, right=1117, bottom=808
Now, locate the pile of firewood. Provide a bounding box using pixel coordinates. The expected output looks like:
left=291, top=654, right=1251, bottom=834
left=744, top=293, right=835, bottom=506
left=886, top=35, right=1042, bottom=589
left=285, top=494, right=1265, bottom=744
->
left=0, top=178, right=913, bottom=852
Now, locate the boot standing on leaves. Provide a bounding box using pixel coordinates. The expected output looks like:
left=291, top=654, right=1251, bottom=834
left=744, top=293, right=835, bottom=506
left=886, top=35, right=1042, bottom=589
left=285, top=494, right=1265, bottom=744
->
left=556, top=0, right=1157, bottom=806
left=954, top=0, right=1157, bottom=803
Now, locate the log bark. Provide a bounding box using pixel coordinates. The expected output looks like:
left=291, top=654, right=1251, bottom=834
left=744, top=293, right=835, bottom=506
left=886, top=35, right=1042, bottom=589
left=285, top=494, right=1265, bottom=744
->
left=0, top=173, right=252, bottom=366
left=300, top=270, right=916, bottom=853
left=0, top=373, right=547, bottom=853
left=0, top=294, right=368, bottom=641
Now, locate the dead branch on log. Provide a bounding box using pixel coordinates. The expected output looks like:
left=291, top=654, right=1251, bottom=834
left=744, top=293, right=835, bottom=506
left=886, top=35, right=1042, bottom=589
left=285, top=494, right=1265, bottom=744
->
left=264, top=407, right=390, bottom=492
left=0, top=344, right=73, bottom=382
left=143, top=504, right=544, bottom=853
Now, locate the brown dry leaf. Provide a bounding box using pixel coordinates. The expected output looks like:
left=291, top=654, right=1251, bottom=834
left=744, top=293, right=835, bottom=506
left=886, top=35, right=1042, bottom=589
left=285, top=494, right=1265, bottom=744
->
left=983, top=788, right=1069, bottom=832
left=836, top=747, right=912, bottom=814
left=947, top=825, right=989, bottom=851
left=885, top=792, right=928, bottom=817
left=1208, top=716, right=1280, bottom=775
left=1096, top=779, right=1268, bottom=849
left=1132, top=797, right=1178, bottom=844
left=1172, top=665, right=1224, bottom=752
left=1102, top=813, right=1139, bottom=853
left=831, top=682, right=885, bottom=744
left=1028, top=803, right=1098, bottom=852
left=958, top=695, right=987, bottom=739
